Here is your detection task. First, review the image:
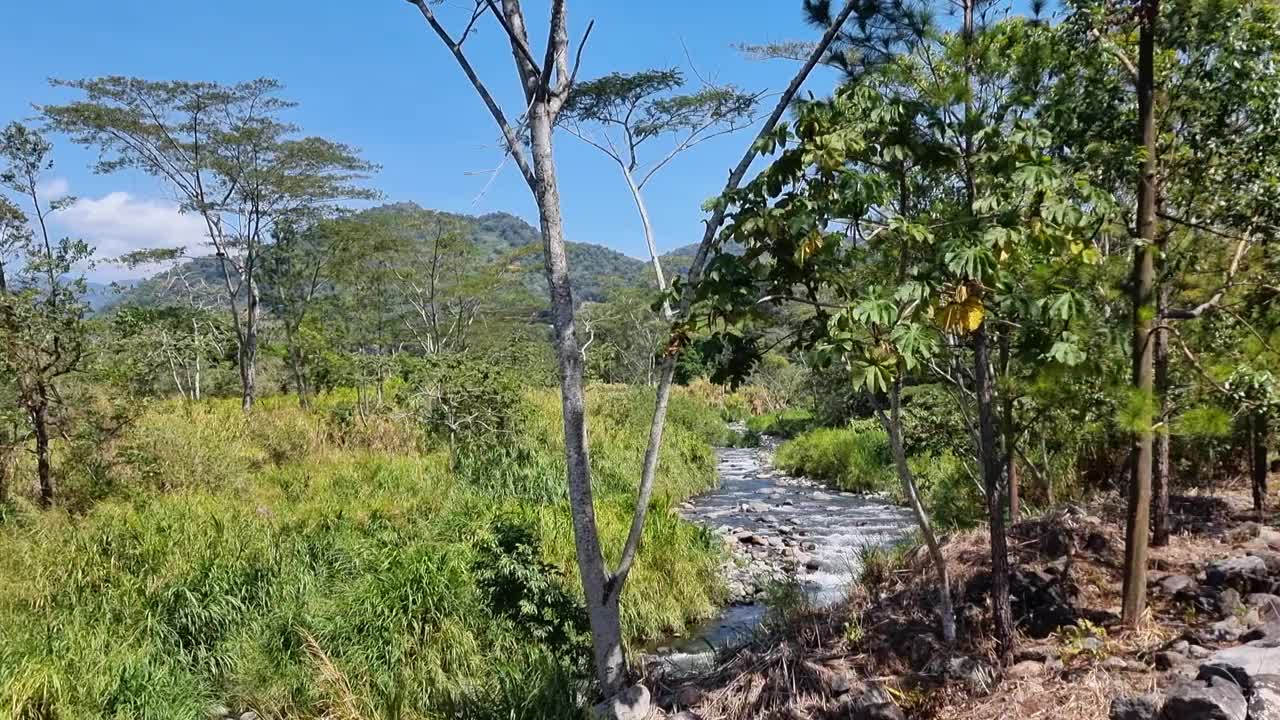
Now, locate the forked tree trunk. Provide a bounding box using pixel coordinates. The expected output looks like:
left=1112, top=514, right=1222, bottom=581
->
left=529, top=101, right=626, bottom=694
left=1122, top=0, right=1159, bottom=626
left=975, top=325, right=1013, bottom=664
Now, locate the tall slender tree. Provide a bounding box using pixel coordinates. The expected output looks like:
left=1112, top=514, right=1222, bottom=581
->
left=44, top=78, right=378, bottom=410
left=400, top=0, right=864, bottom=697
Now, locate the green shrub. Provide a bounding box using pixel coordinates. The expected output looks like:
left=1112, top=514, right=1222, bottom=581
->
left=776, top=423, right=984, bottom=527
left=745, top=408, right=815, bottom=440
left=774, top=421, right=895, bottom=494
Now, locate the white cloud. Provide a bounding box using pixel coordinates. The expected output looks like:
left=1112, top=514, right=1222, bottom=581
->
left=38, top=177, right=70, bottom=200
left=51, top=191, right=209, bottom=280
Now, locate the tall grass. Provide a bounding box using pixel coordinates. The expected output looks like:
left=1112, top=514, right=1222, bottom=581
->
left=774, top=420, right=982, bottom=528
left=0, top=385, right=727, bottom=719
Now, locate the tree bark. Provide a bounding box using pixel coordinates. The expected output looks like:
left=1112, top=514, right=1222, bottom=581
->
left=1252, top=410, right=1268, bottom=517
left=1122, top=0, right=1159, bottom=626
left=529, top=99, right=625, bottom=694
left=876, top=382, right=956, bottom=642
left=976, top=325, right=1013, bottom=664
left=1152, top=284, right=1171, bottom=546
left=31, top=384, right=53, bottom=508
left=240, top=275, right=260, bottom=411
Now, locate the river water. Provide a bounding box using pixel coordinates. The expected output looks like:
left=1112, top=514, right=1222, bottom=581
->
left=650, top=440, right=915, bottom=674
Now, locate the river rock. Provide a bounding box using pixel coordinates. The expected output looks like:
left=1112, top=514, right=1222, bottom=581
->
left=1159, top=676, right=1247, bottom=720
left=1207, top=617, right=1246, bottom=643
left=1206, top=556, right=1270, bottom=593
left=1008, top=660, right=1044, bottom=679
left=1250, top=550, right=1280, bottom=575
left=1157, top=575, right=1198, bottom=596
left=1249, top=675, right=1280, bottom=720
left=591, top=684, right=651, bottom=720
left=1110, top=695, right=1158, bottom=720
left=1204, top=640, right=1280, bottom=683
left=1243, top=620, right=1280, bottom=642
left=743, top=501, right=770, bottom=514
left=1246, top=594, right=1280, bottom=622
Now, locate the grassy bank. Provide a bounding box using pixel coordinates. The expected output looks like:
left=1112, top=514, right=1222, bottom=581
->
left=0, top=386, right=727, bottom=719
left=774, top=420, right=981, bottom=529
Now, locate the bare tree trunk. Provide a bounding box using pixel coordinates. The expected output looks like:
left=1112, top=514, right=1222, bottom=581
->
left=999, top=332, right=1020, bottom=519
left=529, top=100, right=626, bottom=694
left=875, top=382, right=955, bottom=642
left=976, top=325, right=1013, bottom=664
left=31, top=385, right=53, bottom=508
left=1252, top=410, right=1268, bottom=517
left=240, top=276, right=260, bottom=411
left=1122, top=0, right=1159, bottom=626
left=1152, top=285, right=1171, bottom=546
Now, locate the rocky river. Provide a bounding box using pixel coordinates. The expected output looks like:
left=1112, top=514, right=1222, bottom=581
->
left=650, top=438, right=916, bottom=673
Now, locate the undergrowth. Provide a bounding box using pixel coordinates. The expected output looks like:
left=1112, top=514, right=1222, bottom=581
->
left=774, top=420, right=983, bottom=528
left=0, top=385, right=727, bottom=720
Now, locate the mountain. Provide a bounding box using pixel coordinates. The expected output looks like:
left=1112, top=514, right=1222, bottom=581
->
left=108, top=204, right=653, bottom=310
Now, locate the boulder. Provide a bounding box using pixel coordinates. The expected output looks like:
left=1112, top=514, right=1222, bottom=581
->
left=1243, top=621, right=1280, bottom=643
left=1204, top=641, right=1280, bottom=683
left=1157, top=575, right=1198, bottom=596
left=1159, top=676, right=1247, bottom=720
left=1248, top=594, right=1280, bottom=622
left=591, top=684, right=652, bottom=720
left=1249, top=674, right=1280, bottom=720
left=1206, top=556, right=1271, bottom=593
left=1110, top=695, right=1159, bottom=720
left=1251, top=549, right=1280, bottom=576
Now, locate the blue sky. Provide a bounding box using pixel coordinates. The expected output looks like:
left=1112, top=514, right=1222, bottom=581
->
left=1, top=1, right=846, bottom=280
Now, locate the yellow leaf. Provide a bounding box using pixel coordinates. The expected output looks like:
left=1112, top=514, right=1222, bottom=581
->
left=797, top=228, right=823, bottom=263
left=937, top=295, right=985, bottom=334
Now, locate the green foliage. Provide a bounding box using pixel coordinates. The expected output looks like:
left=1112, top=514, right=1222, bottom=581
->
left=777, top=422, right=982, bottom=527
left=0, top=388, right=726, bottom=719
left=775, top=421, right=895, bottom=495
left=745, top=409, right=815, bottom=439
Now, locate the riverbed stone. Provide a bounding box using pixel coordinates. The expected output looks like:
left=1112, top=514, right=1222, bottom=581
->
left=1159, top=676, right=1247, bottom=720
left=1157, top=574, right=1198, bottom=596
left=1249, top=675, right=1280, bottom=720
left=1246, top=594, right=1280, bottom=622
left=591, top=684, right=651, bottom=720
left=1109, top=695, right=1158, bottom=720
left=1206, top=556, right=1270, bottom=593
left=1204, top=640, right=1280, bottom=683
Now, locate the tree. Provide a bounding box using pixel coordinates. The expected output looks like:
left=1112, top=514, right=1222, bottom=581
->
left=0, top=123, right=92, bottom=507
left=561, top=69, right=760, bottom=298
left=44, top=78, right=378, bottom=411
left=401, top=0, right=864, bottom=697
left=114, top=247, right=231, bottom=402
left=261, top=217, right=367, bottom=406
left=697, top=10, right=1120, bottom=661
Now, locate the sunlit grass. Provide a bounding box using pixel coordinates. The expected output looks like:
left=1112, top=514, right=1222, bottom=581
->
left=0, top=385, right=727, bottom=719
